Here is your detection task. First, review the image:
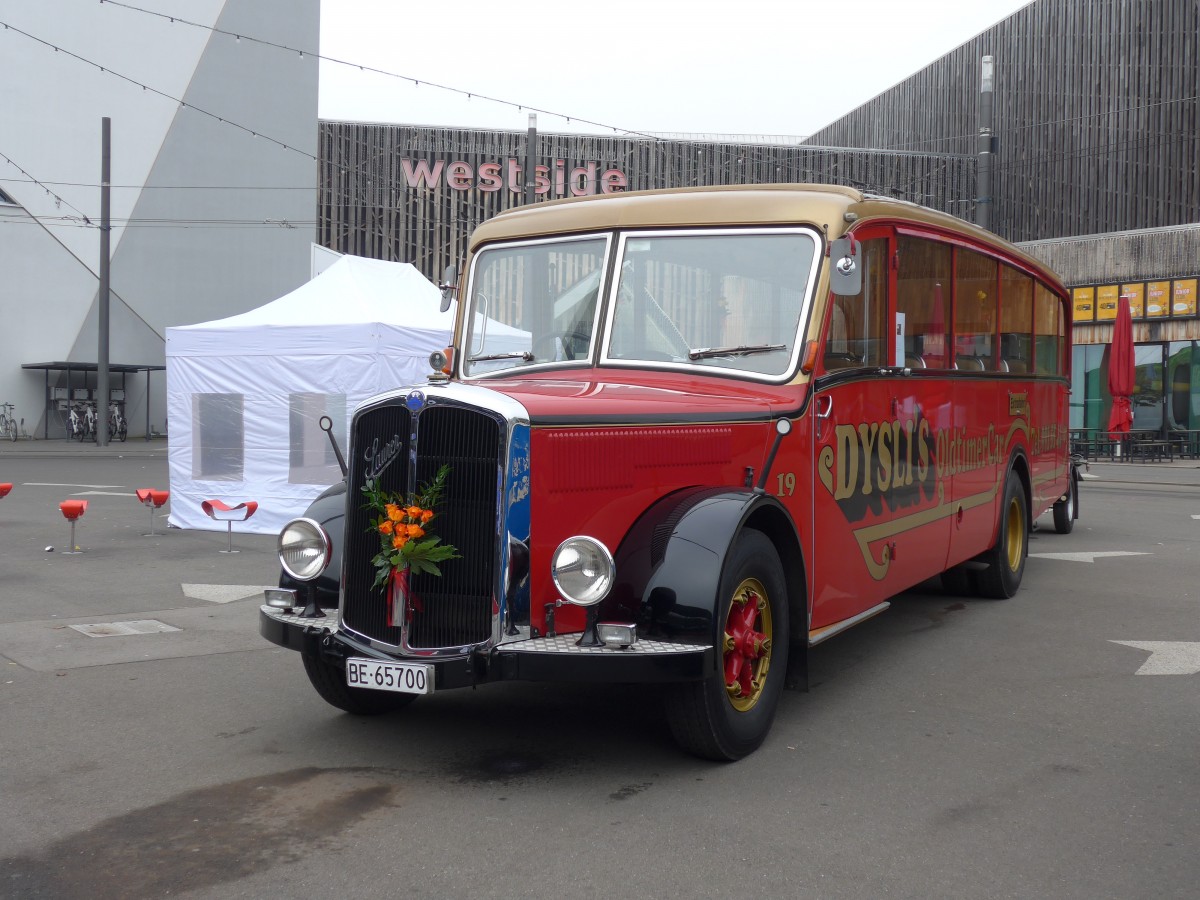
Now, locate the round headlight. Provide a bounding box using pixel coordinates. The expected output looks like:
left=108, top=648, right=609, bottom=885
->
left=278, top=518, right=331, bottom=582
left=551, top=536, right=615, bottom=607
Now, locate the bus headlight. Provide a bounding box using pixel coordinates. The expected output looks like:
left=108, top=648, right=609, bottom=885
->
left=278, top=518, right=332, bottom=582
left=551, top=536, right=615, bottom=606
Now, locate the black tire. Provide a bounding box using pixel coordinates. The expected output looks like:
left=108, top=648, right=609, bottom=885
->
left=1052, top=473, right=1076, bottom=534
left=302, top=649, right=418, bottom=715
left=665, top=529, right=789, bottom=761
left=974, top=469, right=1028, bottom=599
left=117, top=420, right=128, bottom=442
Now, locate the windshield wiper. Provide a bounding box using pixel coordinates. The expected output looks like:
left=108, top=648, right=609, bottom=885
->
left=467, top=350, right=534, bottom=363
left=688, top=343, right=786, bottom=361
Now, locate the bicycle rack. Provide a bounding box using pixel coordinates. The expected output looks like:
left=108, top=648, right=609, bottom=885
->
left=59, top=500, right=88, bottom=554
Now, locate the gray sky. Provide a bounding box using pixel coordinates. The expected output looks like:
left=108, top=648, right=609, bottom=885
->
left=319, top=0, right=1032, bottom=137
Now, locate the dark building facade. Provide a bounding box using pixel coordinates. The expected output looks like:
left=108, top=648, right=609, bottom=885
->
left=805, top=0, right=1200, bottom=243
left=316, top=0, right=1199, bottom=444
left=317, top=122, right=972, bottom=284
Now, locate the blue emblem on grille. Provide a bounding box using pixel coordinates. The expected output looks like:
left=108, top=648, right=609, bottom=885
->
left=405, top=390, right=425, bottom=412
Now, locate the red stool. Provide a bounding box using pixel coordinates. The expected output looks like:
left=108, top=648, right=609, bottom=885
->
left=59, top=499, right=89, bottom=554
left=0, top=483, right=12, bottom=499
left=136, top=488, right=170, bottom=536
left=201, top=498, right=258, bottom=553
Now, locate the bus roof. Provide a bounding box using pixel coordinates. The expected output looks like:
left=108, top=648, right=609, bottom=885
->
left=468, top=183, right=1065, bottom=293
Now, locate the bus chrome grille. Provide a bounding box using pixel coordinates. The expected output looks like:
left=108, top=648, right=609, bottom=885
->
left=342, top=402, right=500, bottom=651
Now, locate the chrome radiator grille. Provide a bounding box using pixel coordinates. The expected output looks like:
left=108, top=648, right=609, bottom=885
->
left=342, top=401, right=501, bottom=650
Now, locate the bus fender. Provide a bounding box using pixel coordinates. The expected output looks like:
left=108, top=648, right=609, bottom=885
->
left=606, top=487, right=806, bottom=678
left=280, top=479, right=347, bottom=607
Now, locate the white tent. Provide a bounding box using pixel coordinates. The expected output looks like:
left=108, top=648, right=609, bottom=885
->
left=165, top=255, right=454, bottom=535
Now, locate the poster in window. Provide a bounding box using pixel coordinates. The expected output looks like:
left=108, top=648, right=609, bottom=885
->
left=1172, top=279, right=1197, bottom=317
left=1120, top=283, right=1145, bottom=318
left=1095, top=284, right=1120, bottom=321
left=1072, top=287, right=1095, bottom=323
left=1146, top=281, right=1170, bottom=318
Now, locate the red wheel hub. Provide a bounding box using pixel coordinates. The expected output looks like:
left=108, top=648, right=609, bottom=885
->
left=723, top=579, right=773, bottom=711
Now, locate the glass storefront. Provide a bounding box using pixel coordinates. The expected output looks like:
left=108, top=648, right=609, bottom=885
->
left=1071, top=341, right=1200, bottom=434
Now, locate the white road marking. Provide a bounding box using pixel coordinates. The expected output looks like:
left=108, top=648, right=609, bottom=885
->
left=71, top=490, right=137, bottom=497
left=182, top=584, right=275, bottom=604
left=24, top=483, right=125, bottom=489
left=1192, top=515, right=1200, bottom=520
left=1029, top=551, right=1150, bottom=563
left=1110, top=641, right=1200, bottom=675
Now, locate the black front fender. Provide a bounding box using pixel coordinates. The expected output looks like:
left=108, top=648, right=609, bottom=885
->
left=280, top=480, right=347, bottom=608
left=606, top=488, right=803, bottom=662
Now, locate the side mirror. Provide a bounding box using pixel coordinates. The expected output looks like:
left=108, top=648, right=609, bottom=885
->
left=828, top=236, right=862, bottom=296
left=439, top=264, right=458, bottom=313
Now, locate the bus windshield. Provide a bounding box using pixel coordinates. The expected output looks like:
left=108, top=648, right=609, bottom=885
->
left=462, top=228, right=817, bottom=380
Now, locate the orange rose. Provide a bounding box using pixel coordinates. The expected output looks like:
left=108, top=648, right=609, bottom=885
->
left=385, top=503, right=403, bottom=522
left=406, top=505, right=423, bottom=520
left=391, top=534, right=409, bottom=550
left=420, top=510, right=434, bottom=523
left=406, top=524, right=425, bottom=539
left=378, top=520, right=394, bottom=535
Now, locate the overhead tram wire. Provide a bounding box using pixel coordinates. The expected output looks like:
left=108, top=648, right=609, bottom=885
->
left=0, top=20, right=319, bottom=166
left=0, top=149, right=96, bottom=226
left=96, top=0, right=664, bottom=142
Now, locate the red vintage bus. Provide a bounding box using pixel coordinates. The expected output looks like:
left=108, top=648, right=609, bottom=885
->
left=261, top=184, right=1078, bottom=760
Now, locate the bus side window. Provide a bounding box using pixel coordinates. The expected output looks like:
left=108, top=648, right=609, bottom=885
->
left=955, top=248, right=1000, bottom=371
left=1000, top=265, right=1034, bottom=374
left=897, top=236, right=952, bottom=369
left=823, top=237, right=889, bottom=370
left=1034, top=284, right=1064, bottom=375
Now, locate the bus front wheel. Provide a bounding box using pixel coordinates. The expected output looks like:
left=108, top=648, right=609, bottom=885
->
left=666, top=529, right=789, bottom=761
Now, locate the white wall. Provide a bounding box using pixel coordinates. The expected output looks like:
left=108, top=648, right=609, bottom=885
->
left=0, top=0, right=318, bottom=437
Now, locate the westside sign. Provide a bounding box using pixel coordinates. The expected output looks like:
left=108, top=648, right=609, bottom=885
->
left=401, top=157, right=628, bottom=196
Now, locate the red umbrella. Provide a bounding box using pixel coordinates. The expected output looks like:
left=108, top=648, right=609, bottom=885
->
left=1107, top=294, right=1135, bottom=437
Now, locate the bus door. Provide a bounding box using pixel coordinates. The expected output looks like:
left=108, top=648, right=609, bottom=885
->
left=946, top=248, right=1005, bottom=565
left=810, top=232, right=951, bottom=633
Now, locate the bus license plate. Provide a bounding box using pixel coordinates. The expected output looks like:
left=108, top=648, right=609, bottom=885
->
left=346, top=658, right=434, bottom=695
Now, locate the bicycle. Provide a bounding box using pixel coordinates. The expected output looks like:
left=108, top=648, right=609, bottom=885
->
left=79, top=402, right=97, bottom=443
left=0, top=402, right=18, bottom=442
left=108, top=401, right=127, bottom=442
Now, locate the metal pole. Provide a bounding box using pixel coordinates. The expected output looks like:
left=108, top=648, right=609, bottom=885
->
left=97, top=117, right=111, bottom=446
left=976, top=56, right=994, bottom=232
left=524, top=113, right=537, bottom=205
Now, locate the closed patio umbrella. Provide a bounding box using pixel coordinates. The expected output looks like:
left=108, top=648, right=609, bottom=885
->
left=1106, top=294, right=1135, bottom=440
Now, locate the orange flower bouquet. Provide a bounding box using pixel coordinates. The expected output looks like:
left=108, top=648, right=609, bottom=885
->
left=362, top=465, right=460, bottom=590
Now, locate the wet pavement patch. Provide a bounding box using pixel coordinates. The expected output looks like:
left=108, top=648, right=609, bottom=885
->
left=0, top=767, right=399, bottom=899
left=459, top=749, right=548, bottom=782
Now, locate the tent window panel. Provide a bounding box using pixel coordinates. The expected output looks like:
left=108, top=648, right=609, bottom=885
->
left=289, top=393, right=347, bottom=484
left=193, top=393, right=244, bottom=481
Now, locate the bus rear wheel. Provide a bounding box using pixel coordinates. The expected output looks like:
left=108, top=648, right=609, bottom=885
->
left=975, top=469, right=1028, bottom=599
left=1052, top=474, right=1076, bottom=534
left=666, top=530, right=789, bottom=761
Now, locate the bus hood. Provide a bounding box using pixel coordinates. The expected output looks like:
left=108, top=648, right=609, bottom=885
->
left=469, top=371, right=805, bottom=423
